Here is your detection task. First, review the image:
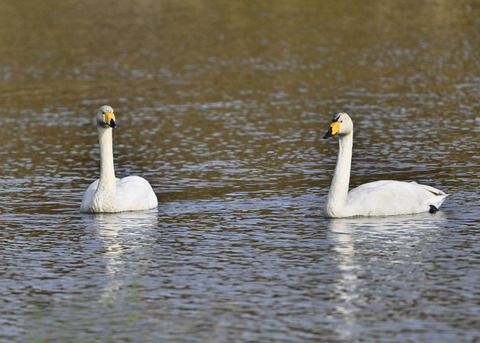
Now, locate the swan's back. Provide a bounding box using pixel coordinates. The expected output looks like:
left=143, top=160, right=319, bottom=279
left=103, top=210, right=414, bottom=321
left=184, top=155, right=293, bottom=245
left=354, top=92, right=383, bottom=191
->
left=346, top=180, right=448, bottom=217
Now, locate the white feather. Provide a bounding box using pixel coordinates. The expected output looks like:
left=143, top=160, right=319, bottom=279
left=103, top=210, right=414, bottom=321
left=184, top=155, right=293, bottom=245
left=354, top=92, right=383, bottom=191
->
left=323, top=113, right=448, bottom=218
left=80, top=105, right=158, bottom=213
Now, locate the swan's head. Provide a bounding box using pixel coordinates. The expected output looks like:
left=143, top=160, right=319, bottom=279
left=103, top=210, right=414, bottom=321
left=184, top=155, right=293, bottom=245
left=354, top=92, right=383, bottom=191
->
left=96, top=105, right=118, bottom=129
left=323, top=112, right=353, bottom=139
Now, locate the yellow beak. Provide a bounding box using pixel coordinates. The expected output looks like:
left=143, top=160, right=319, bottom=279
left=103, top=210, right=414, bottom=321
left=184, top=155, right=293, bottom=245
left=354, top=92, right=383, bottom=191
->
left=330, top=121, right=340, bottom=135
left=104, top=112, right=117, bottom=128
left=323, top=121, right=340, bottom=139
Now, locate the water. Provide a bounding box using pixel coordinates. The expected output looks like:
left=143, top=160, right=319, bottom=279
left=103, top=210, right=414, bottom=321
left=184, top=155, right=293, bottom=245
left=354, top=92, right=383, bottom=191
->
left=1, top=0, right=479, bottom=342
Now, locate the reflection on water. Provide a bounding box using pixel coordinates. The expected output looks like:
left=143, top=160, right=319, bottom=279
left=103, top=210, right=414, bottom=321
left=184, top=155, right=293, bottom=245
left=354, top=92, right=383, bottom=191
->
left=326, top=213, right=480, bottom=342
left=88, top=210, right=159, bottom=306
left=0, top=0, right=479, bottom=342
left=328, top=214, right=448, bottom=338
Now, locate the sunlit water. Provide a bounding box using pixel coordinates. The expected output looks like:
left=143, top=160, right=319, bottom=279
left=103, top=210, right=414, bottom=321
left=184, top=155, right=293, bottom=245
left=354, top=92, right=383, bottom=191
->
left=1, top=1, right=479, bottom=342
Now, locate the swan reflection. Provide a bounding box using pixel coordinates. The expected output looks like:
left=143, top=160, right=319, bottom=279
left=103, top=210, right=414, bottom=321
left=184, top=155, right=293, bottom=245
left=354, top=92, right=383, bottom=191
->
left=86, top=210, right=158, bottom=305
left=327, top=212, right=447, bottom=341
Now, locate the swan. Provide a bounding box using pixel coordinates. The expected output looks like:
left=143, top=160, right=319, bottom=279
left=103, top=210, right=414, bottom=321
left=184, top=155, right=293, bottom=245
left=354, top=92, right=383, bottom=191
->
left=323, top=112, right=448, bottom=218
left=80, top=105, right=158, bottom=213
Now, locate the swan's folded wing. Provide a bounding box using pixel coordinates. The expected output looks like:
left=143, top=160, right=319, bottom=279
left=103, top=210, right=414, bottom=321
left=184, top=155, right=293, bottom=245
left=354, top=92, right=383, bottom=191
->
left=80, top=179, right=100, bottom=212
left=116, top=176, right=158, bottom=211
left=346, top=180, right=446, bottom=216
left=414, top=182, right=448, bottom=196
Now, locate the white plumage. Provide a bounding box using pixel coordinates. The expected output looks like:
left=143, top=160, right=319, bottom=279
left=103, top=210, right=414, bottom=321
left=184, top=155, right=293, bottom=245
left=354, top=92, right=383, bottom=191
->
left=80, top=105, right=158, bottom=213
left=323, top=112, right=448, bottom=218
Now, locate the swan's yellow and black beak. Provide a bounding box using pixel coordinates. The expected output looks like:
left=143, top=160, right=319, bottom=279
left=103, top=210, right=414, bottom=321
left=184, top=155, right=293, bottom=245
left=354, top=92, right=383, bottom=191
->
left=104, top=112, right=118, bottom=129
left=323, top=121, right=340, bottom=139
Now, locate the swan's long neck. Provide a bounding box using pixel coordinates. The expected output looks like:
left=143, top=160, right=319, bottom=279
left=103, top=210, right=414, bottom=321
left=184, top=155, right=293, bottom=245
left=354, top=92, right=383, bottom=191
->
left=98, top=128, right=116, bottom=188
left=92, top=127, right=117, bottom=211
left=325, top=132, right=353, bottom=217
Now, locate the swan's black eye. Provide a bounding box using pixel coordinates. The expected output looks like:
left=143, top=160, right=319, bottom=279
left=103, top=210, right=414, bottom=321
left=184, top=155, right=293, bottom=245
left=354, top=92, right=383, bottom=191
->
left=340, top=120, right=343, bottom=123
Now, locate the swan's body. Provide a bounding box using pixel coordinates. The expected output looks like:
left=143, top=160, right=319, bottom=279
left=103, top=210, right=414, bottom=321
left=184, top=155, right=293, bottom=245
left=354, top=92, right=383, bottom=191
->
left=323, top=112, right=448, bottom=218
left=80, top=105, right=158, bottom=213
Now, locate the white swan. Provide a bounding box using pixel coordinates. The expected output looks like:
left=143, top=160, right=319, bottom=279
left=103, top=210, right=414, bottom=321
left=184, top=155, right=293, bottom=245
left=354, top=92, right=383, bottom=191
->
left=323, top=112, right=448, bottom=218
left=80, top=105, right=158, bottom=213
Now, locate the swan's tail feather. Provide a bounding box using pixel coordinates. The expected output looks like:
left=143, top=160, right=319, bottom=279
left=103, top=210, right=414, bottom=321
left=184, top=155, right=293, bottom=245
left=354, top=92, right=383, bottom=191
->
left=410, top=182, right=450, bottom=212
left=425, top=193, right=449, bottom=212
left=412, top=182, right=448, bottom=196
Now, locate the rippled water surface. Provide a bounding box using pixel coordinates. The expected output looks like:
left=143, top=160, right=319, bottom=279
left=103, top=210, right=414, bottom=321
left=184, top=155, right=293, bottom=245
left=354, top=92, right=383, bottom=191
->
left=1, top=1, right=479, bottom=342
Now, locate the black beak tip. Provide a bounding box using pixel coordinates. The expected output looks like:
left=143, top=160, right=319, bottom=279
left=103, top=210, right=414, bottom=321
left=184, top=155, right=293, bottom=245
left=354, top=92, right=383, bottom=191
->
left=323, top=128, right=333, bottom=139
left=109, top=119, right=118, bottom=129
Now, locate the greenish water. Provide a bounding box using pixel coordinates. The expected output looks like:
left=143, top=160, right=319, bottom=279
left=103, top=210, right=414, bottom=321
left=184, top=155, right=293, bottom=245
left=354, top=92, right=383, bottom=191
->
left=0, top=1, right=479, bottom=342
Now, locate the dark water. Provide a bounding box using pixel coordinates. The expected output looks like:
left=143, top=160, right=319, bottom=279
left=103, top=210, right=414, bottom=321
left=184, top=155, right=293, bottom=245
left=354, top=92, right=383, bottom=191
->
left=1, top=1, right=479, bottom=342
